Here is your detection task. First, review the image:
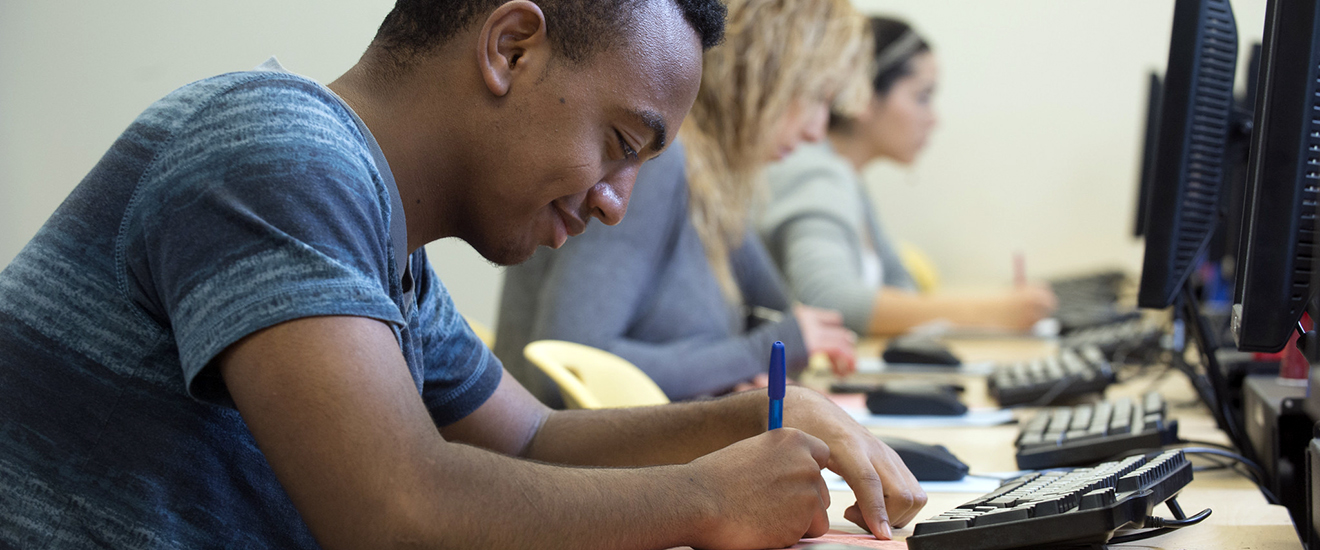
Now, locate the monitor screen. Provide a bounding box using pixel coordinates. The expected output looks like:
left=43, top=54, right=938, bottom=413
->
left=1136, top=0, right=1239, bottom=309
left=1230, top=0, right=1320, bottom=353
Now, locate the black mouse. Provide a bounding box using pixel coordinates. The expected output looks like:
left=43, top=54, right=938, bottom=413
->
left=865, top=382, right=968, bottom=416
left=882, top=336, right=961, bottom=366
left=877, top=435, right=969, bottom=481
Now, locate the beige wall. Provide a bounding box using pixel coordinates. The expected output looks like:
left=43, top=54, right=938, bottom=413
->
left=0, top=1, right=1267, bottom=328
left=849, top=0, right=1265, bottom=289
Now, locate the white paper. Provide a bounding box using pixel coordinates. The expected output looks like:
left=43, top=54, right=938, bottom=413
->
left=845, top=407, right=1016, bottom=428
left=823, top=470, right=1025, bottom=494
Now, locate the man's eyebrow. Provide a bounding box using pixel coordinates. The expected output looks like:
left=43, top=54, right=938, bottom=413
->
left=630, top=109, right=667, bottom=153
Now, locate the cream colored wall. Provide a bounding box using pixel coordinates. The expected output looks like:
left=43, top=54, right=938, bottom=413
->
left=0, top=0, right=503, bottom=326
left=0, top=1, right=1267, bottom=328
left=850, top=0, right=1265, bottom=290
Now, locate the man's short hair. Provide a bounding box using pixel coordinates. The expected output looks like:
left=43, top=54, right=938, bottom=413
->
left=373, top=0, right=726, bottom=66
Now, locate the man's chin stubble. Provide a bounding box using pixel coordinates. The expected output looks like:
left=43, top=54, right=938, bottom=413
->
left=475, top=240, right=538, bottom=267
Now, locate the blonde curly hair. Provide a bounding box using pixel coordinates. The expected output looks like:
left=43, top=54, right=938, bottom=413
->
left=680, top=0, right=873, bottom=301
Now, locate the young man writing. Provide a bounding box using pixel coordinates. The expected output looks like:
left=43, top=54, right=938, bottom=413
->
left=0, top=1, right=925, bottom=548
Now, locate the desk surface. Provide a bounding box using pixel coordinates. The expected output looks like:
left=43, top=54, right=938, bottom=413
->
left=796, top=336, right=1302, bottom=550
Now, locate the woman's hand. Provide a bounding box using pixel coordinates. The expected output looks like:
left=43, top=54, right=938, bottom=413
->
left=990, top=284, right=1058, bottom=330
left=793, top=305, right=858, bottom=376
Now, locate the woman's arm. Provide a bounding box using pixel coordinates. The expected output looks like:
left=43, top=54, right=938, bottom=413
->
left=867, top=285, right=1058, bottom=335
left=773, top=216, right=880, bottom=333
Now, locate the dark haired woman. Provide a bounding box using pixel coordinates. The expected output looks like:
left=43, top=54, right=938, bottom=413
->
left=760, top=17, right=1057, bottom=336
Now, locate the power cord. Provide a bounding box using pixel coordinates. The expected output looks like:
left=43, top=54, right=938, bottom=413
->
left=1177, top=438, right=1237, bottom=452
left=1107, top=497, right=1213, bottom=544
left=1174, top=446, right=1279, bottom=504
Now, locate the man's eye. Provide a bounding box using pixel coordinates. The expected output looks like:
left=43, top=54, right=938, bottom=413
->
left=615, top=130, right=639, bottom=160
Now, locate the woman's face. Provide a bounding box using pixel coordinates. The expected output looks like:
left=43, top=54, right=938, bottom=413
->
left=767, top=97, right=831, bottom=162
left=862, top=51, right=939, bottom=165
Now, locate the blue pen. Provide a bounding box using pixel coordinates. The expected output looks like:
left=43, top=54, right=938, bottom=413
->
left=768, top=341, right=786, bottom=430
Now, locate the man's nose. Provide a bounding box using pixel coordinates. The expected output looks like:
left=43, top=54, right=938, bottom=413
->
left=586, top=173, right=636, bottom=226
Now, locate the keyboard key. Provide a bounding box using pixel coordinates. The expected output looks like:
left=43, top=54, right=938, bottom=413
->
left=1069, top=407, right=1093, bottom=431
left=1144, top=392, right=1164, bottom=413
left=912, top=517, right=969, bottom=536
left=1029, top=497, right=1065, bottom=516
left=1018, top=433, right=1046, bottom=447
left=973, top=506, right=1032, bottom=526
left=1080, top=487, right=1117, bottom=510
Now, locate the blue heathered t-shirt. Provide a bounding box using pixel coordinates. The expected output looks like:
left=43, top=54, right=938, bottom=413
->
left=0, top=59, right=502, bottom=548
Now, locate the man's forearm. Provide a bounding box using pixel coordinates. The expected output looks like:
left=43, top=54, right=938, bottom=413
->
left=401, top=442, right=714, bottom=550
left=523, top=390, right=769, bottom=467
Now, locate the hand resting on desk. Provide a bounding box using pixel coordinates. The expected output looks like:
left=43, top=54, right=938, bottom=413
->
left=780, top=387, right=927, bottom=537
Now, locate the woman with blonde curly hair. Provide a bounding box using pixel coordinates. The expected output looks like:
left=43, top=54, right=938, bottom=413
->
left=497, top=0, right=871, bottom=403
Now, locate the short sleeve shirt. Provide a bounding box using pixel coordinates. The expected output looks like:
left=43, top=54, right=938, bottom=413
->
left=0, top=59, right=501, bottom=548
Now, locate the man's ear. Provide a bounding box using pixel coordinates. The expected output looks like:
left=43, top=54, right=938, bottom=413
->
left=476, top=1, right=549, bottom=97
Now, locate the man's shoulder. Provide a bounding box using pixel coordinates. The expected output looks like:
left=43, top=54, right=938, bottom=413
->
left=131, top=67, right=381, bottom=209
left=157, top=69, right=361, bottom=151
left=166, top=66, right=339, bottom=112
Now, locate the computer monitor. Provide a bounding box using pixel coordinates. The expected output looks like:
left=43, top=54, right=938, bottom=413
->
left=1137, top=0, right=1239, bottom=309
left=1133, top=72, right=1163, bottom=239
left=1230, top=0, right=1320, bottom=354
left=1133, top=0, right=1254, bottom=463
left=1213, top=43, right=1262, bottom=276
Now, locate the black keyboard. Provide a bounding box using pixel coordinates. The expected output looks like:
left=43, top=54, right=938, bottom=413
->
left=1049, top=270, right=1128, bottom=299
left=908, top=450, right=1194, bottom=550
left=1050, top=271, right=1140, bottom=333
left=988, top=345, right=1115, bottom=406
left=1015, top=392, right=1179, bottom=469
left=1059, top=317, right=1164, bottom=361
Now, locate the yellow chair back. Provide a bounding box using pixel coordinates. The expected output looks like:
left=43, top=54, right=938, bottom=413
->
left=898, top=240, right=942, bottom=294
left=522, top=340, right=670, bottom=409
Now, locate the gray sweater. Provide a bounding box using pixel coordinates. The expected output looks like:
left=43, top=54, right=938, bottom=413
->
left=496, top=142, right=808, bottom=406
left=760, top=140, right=916, bottom=334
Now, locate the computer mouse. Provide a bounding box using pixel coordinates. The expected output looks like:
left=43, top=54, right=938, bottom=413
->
left=882, top=336, right=962, bottom=366
left=865, top=382, right=968, bottom=416
left=877, top=435, right=969, bottom=481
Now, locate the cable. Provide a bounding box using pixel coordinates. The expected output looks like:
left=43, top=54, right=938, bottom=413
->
left=1145, top=508, right=1212, bottom=527
left=1107, top=527, right=1180, bottom=543
left=1177, top=438, right=1237, bottom=452
left=1176, top=447, right=1280, bottom=504
left=1106, top=498, right=1213, bottom=544
left=1189, top=453, right=1235, bottom=472
left=1176, top=447, right=1266, bottom=482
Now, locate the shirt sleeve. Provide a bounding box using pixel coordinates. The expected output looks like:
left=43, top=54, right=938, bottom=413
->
left=776, top=217, right=878, bottom=333
left=516, top=147, right=807, bottom=400
left=120, top=75, right=405, bottom=407
left=410, top=250, right=503, bottom=426
left=761, top=155, right=879, bottom=334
